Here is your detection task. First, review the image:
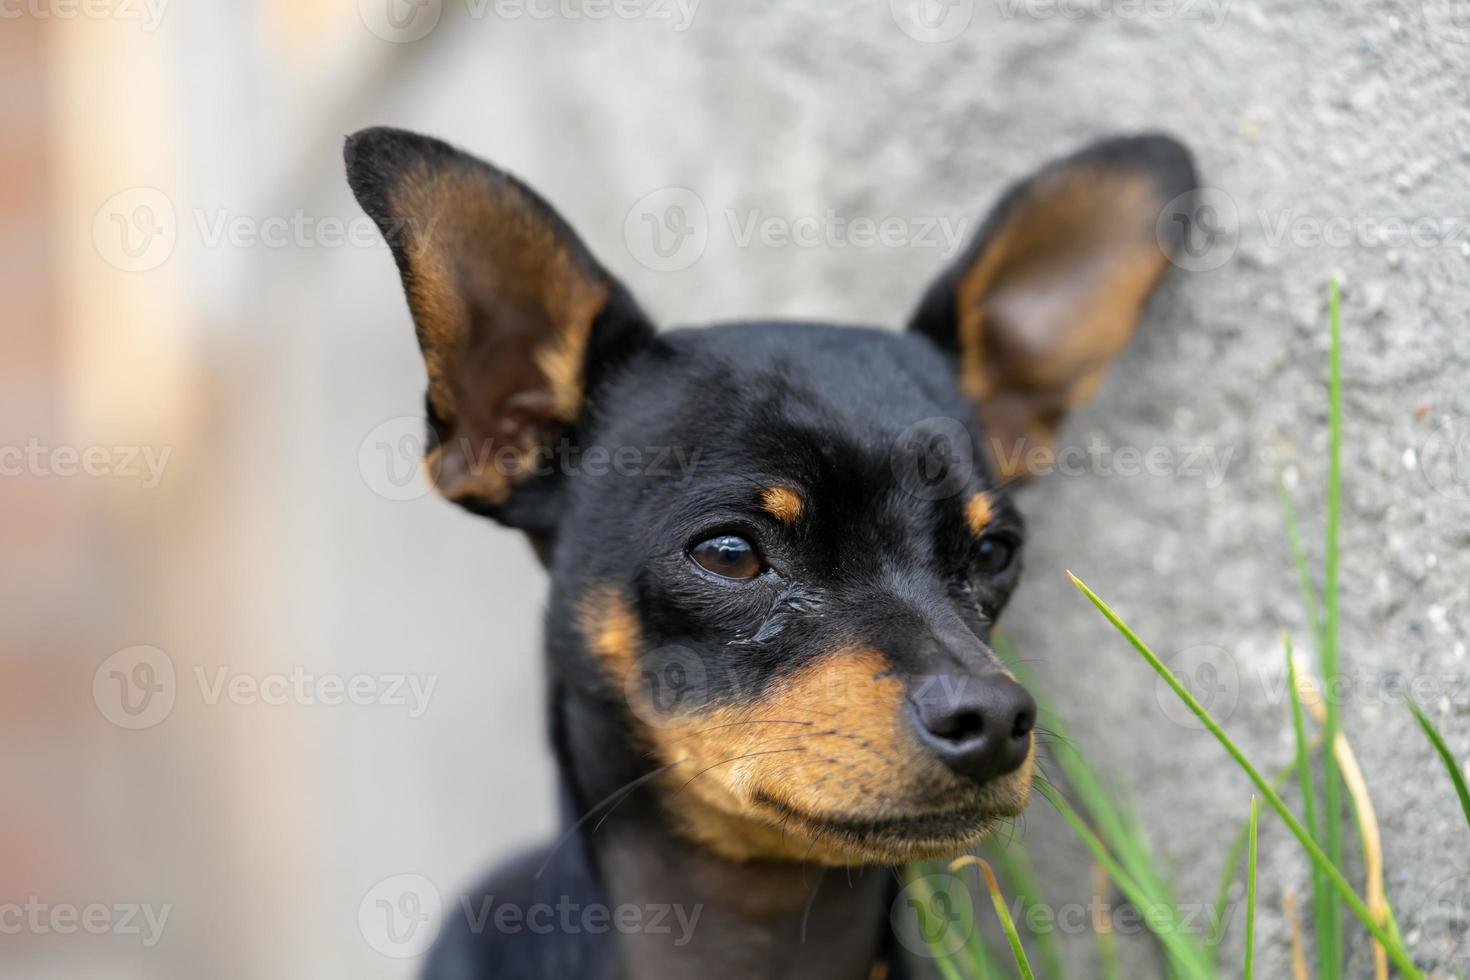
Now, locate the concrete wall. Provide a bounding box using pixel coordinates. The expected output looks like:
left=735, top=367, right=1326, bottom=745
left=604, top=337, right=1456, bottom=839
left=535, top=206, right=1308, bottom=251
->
left=315, top=2, right=1470, bottom=976
left=27, top=1, right=1467, bottom=977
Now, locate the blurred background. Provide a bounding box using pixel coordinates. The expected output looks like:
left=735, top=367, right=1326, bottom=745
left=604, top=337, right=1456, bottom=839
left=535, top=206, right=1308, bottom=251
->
left=3, top=1, right=1468, bottom=977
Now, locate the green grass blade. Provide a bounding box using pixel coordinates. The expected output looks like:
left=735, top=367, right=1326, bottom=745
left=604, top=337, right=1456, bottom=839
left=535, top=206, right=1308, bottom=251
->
left=975, top=859, right=1036, bottom=980
left=1244, top=796, right=1258, bottom=980
left=988, top=843, right=1065, bottom=980
left=1068, top=572, right=1424, bottom=980
left=1002, top=638, right=1210, bottom=978
left=1038, top=782, right=1216, bottom=980
left=1407, top=696, right=1470, bottom=832
left=1320, top=274, right=1345, bottom=980
left=1286, top=637, right=1328, bottom=976
left=1275, top=471, right=1326, bottom=655
left=1208, top=755, right=1299, bottom=954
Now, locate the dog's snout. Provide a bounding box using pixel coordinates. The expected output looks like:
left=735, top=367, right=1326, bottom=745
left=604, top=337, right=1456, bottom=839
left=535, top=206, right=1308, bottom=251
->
left=910, top=674, right=1036, bottom=785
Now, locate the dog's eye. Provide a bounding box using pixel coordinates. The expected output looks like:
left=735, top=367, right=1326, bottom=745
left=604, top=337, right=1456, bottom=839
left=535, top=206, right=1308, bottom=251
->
left=689, top=535, right=763, bottom=580
left=975, top=536, right=1016, bottom=576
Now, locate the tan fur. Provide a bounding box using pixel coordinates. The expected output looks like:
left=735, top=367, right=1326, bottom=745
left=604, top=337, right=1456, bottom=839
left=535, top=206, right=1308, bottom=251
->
left=597, top=627, right=1034, bottom=864
left=580, top=588, right=641, bottom=678
left=389, top=161, right=609, bottom=503
left=964, top=492, right=993, bottom=536
left=953, top=169, right=1168, bottom=480
left=760, top=485, right=804, bottom=524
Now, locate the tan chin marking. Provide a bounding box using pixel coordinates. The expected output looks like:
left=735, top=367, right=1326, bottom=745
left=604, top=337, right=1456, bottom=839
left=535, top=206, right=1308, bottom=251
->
left=964, top=492, right=994, bottom=536
left=637, top=647, right=1035, bottom=865
left=760, top=485, right=804, bottom=524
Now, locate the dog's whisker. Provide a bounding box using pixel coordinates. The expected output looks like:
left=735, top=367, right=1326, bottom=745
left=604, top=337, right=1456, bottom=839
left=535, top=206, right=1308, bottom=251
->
left=798, top=867, right=825, bottom=945
left=657, top=718, right=817, bottom=747
left=534, top=763, right=675, bottom=879
left=672, top=747, right=807, bottom=796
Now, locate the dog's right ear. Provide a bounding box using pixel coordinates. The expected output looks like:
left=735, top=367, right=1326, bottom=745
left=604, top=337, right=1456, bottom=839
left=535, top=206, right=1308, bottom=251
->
left=345, top=127, right=655, bottom=539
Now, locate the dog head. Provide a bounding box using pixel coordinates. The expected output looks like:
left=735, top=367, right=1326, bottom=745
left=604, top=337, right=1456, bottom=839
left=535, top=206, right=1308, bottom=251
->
left=346, top=127, right=1194, bottom=864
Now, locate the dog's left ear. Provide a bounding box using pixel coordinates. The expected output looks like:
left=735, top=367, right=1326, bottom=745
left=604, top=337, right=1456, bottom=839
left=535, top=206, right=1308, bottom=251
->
left=908, top=134, right=1197, bottom=481
left=345, top=127, right=655, bottom=543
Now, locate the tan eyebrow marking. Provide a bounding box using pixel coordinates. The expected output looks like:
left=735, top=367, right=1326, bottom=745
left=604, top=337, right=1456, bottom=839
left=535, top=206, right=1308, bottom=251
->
left=760, top=486, right=804, bottom=524
left=964, top=492, right=994, bottom=536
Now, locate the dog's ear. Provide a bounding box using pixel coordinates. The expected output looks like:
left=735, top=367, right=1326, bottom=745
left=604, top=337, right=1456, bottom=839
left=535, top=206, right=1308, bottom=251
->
left=908, top=134, right=1196, bottom=481
left=345, top=127, right=655, bottom=538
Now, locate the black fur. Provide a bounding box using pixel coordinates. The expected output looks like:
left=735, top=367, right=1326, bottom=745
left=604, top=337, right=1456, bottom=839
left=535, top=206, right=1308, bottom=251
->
left=344, top=127, right=1197, bottom=980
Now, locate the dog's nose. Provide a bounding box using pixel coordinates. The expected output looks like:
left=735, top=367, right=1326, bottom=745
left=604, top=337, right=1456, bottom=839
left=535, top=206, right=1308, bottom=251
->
left=910, top=674, right=1036, bottom=785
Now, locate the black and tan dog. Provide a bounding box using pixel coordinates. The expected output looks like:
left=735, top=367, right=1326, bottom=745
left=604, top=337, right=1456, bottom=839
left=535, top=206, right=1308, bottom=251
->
left=345, top=127, right=1195, bottom=979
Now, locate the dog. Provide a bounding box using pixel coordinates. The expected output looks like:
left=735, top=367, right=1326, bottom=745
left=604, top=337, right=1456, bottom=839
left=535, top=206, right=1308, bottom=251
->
left=345, top=127, right=1195, bottom=979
